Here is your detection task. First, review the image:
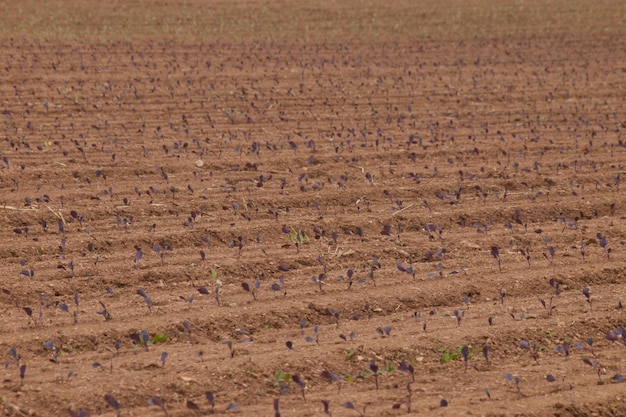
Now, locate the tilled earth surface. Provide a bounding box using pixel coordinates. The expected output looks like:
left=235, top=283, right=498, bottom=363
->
left=1, top=1, right=626, bottom=416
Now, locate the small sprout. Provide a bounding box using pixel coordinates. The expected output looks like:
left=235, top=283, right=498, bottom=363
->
left=342, top=402, right=355, bottom=410
left=274, top=398, right=281, bottom=417
left=180, top=294, right=194, bottom=308
left=104, top=394, right=121, bottom=417
left=461, top=346, right=470, bottom=372
left=313, top=324, right=320, bottom=345
left=580, top=241, right=586, bottom=260
left=520, top=340, right=539, bottom=364
left=398, top=359, right=415, bottom=382
left=97, top=301, right=112, bottom=321
left=375, top=326, right=392, bottom=337
left=321, top=371, right=342, bottom=395
left=214, top=286, right=221, bottom=306
left=206, top=391, right=215, bottom=413
left=606, top=330, right=621, bottom=344
left=504, top=373, right=522, bottom=397
left=183, top=320, right=193, bottom=342
left=9, top=346, right=20, bottom=366
left=482, top=345, right=490, bottom=364
left=369, top=360, right=379, bottom=390
left=453, top=309, right=464, bottom=327
left=555, top=342, right=570, bottom=359
left=405, top=382, right=413, bottom=412
left=133, top=245, right=142, bottom=268
left=397, top=262, right=416, bottom=281
left=341, top=402, right=365, bottom=417
left=543, top=246, right=556, bottom=264
left=321, top=399, right=331, bottom=416
left=19, top=364, right=26, bottom=385
left=140, top=330, right=150, bottom=351
left=130, top=330, right=150, bottom=352
left=597, top=232, right=611, bottom=259
left=186, top=400, right=200, bottom=412
left=226, top=403, right=239, bottom=412
left=583, top=358, right=603, bottom=383
left=491, top=246, right=502, bottom=272
left=510, top=312, right=525, bottom=321
left=241, top=282, right=257, bottom=300
left=136, top=288, right=152, bottom=313
left=538, top=296, right=556, bottom=316
left=579, top=337, right=597, bottom=356
left=499, top=288, right=506, bottom=304
left=520, top=246, right=531, bottom=267
left=20, top=268, right=34, bottom=279
left=292, top=374, right=305, bottom=400
left=462, top=296, right=470, bottom=308
left=236, top=328, right=252, bottom=344
left=582, top=287, right=592, bottom=311
left=44, top=340, right=57, bottom=364
left=148, top=397, right=168, bottom=416
left=311, top=274, right=327, bottom=293
left=23, top=306, right=33, bottom=322
left=222, top=340, right=235, bottom=358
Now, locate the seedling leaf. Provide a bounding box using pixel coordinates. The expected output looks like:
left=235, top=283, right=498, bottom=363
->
left=104, top=394, right=120, bottom=416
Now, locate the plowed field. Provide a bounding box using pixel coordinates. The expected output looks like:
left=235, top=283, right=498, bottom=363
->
left=1, top=1, right=626, bottom=416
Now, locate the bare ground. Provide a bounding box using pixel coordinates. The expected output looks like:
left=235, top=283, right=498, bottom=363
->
left=1, top=1, right=626, bottom=416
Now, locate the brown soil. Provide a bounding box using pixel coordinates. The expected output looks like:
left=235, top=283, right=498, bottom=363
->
left=1, top=1, right=626, bottom=416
